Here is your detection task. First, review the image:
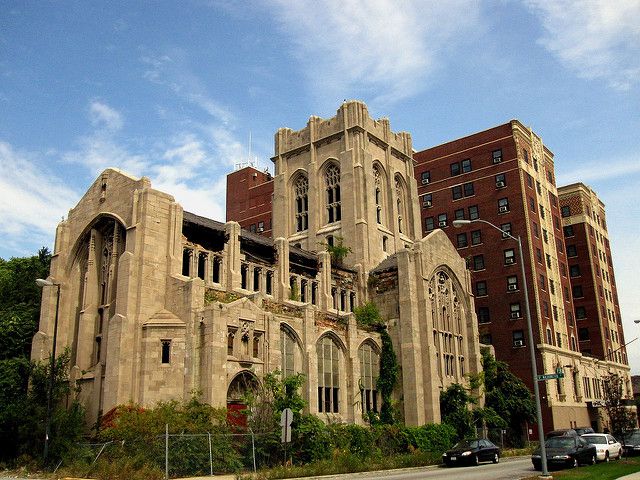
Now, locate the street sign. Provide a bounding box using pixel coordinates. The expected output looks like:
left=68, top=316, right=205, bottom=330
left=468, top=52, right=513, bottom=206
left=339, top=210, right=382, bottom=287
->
left=280, top=408, right=293, bottom=443
left=537, top=372, right=565, bottom=381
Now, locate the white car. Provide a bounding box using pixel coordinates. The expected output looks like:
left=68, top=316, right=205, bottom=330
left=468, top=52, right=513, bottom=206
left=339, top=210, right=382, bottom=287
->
left=581, top=433, right=623, bottom=461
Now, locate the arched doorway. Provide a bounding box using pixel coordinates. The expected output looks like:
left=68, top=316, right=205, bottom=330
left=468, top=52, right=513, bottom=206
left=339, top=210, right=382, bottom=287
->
left=226, top=371, right=259, bottom=427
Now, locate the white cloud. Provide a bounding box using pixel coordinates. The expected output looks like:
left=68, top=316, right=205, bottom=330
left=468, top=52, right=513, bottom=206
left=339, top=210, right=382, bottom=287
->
left=556, top=153, right=640, bottom=185
left=524, top=0, right=640, bottom=90
left=0, top=142, right=79, bottom=255
left=89, top=100, right=123, bottom=131
left=268, top=0, right=482, bottom=105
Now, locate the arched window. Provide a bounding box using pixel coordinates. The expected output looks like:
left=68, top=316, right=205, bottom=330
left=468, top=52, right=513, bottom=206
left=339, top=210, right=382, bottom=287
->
left=281, top=326, right=297, bottom=378
left=318, top=336, right=340, bottom=413
left=294, top=175, right=309, bottom=232
left=374, top=165, right=383, bottom=225
left=359, top=343, right=379, bottom=414
left=325, top=164, right=341, bottom=224
left=395, top=175, right=404, bottom=233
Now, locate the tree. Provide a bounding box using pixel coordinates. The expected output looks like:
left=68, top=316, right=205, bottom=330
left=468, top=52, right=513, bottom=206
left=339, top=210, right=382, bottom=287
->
left=440, top=383, right=476, bottom=439
left=481, top=349, right=535, bottom=446
left=0, top=248, right=53, bottom=462
left=377, top=328, right=398, bottom=424
left=320, top=236, right=352, bottom=265
left=602, top=373, right=637, bottom=439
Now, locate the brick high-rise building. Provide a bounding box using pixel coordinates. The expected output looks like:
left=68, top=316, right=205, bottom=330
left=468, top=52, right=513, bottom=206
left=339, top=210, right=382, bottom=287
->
left=226, top=166, right=274, bottom=236
left=558, top=183, right=627, bottom=366
left=413, top=121, right=631, bottom=430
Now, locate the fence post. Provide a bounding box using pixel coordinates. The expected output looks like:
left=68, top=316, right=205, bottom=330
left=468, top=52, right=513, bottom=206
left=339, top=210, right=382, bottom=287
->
left=165, top=424, right=169, bottom=480
left=208, top=432, right=213, bottom=476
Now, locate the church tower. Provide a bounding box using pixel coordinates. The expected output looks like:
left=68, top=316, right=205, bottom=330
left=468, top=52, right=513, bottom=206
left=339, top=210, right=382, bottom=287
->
left=271, top=101, right=419, bottom=273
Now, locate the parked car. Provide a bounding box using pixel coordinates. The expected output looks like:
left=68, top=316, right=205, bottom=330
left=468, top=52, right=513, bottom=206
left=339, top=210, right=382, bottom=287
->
left=581, top=433, right=623, bottom=461
left=532, top=435, right=597, bottom=470
left=442, top=438, right=500, bottom=467
left=574, top=426, right=595, bottom=435
left=546, top=428, right=578, bottom=439
left=623, top=430, right=640, bottom=456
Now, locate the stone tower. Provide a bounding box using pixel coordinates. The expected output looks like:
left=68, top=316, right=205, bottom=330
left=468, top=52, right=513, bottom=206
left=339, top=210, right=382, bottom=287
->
left=271, top=100, right=420, bottom=272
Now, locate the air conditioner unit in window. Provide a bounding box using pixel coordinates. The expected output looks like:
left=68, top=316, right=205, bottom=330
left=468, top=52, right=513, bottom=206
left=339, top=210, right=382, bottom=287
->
left=502, top=231, right=510, bottom=238
left=510, top=312, right=520, bottom=319
left=505, top=257, right=515, bottom=264
left=257, top=227, right=264, bottom=233
left=513, top=339, right=524, bottom=347
left=493, top=157, right=502, bottom=164
left=499, top=205, right=508, bottom=213
left=421, top=178, right=430, bottom=185
left=496, top=181, right=505, bottom=188
left=438, top=221, right=447, bottom=227
left=423, top=200, right=432, bottom=208
left=508, top=284, right=517, bottom=291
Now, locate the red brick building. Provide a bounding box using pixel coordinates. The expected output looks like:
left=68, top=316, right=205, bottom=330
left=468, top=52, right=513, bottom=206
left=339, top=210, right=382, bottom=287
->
left=412, top=120, right=628, bottom=429
left=558, top=183, right=627, bottom=365
left=226, top=166, right=274, bottom=236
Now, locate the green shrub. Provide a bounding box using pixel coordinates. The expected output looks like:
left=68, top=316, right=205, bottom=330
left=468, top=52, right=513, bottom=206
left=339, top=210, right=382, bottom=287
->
left=405, top=423, right=456, bottom=453
left=328, top=424, right=378, bottom=458
left=372, top=424, right=409, bottom=455
left=291, top=414, right=332, bottom=464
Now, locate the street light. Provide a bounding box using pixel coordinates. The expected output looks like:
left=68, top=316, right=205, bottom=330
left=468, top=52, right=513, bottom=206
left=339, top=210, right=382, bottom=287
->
left=453, top=219, right=550, bottom=476
left=35, top=278, right=61, bottom=464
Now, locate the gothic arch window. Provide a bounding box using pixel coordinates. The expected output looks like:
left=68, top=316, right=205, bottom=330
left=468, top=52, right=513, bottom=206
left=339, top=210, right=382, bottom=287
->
left=395, top=174, right=407, bottom=234
left=358, top=342, right=379, bottom=414
left=325, top=163, right=341, bottom=224
left=280, top=325, right=300, bottom=378
left=373, top=164, right=384, bottom=225
left=317, top=335, right=341, bottom=413
left=227, top=371, right=259, bottom=404
left=429, top=269, right=466, bottom=381
left=294, top=175, right=309, bottom=232
left=70, top=216, right=126, bottom=368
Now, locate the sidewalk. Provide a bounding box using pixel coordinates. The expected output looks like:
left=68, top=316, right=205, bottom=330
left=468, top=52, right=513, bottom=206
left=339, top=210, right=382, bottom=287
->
left=618, top=473, right=640, bottom=480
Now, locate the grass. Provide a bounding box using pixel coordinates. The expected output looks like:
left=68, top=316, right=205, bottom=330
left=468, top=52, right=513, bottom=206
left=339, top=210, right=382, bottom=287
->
left=237, top=451, right=443, bottom=480
left=521, top=456, right=640, bottom=480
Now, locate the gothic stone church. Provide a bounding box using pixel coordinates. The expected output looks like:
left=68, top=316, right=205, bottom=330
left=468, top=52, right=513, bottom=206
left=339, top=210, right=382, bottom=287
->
left=33, top=101, right=482, bottom=427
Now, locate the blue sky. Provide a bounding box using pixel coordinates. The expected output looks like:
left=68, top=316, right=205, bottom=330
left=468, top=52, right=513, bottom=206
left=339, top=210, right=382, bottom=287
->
left=2, top=1, right=640, bottom=370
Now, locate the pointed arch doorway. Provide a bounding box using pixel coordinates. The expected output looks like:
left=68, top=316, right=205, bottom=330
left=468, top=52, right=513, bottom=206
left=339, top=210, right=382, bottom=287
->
left=226, top=370, right=259, bottom=427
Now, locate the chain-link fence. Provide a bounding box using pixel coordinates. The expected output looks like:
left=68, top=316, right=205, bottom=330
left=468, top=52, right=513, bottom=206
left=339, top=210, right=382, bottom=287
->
left=75, top=427, right=283, bottom=479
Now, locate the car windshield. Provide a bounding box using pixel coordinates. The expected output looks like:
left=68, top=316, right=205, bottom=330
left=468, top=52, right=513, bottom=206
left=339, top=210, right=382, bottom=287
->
left=546, top=437, right=575, bottom=448
left=626, top=433, right=640, bottom=444
left=453, top=440, right=479, bottom=449
left=582, top=435, right=605, bottom=444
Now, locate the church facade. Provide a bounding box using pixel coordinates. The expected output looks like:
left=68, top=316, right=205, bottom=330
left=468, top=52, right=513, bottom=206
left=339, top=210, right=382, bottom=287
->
left=33, top=101, right=481, bottom=427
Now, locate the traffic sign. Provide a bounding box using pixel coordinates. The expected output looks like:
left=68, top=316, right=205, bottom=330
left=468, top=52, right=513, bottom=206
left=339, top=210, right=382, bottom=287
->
left=280, top=408, right=293, bottom=443
left=537, top=372, right=564, bottom=381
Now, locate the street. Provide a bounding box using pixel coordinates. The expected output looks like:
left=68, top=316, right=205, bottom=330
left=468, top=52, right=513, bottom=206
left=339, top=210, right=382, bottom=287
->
left=298, top=457, right=535, bottom=480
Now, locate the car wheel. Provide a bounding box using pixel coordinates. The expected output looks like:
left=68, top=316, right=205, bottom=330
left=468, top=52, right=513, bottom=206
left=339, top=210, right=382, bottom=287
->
left=604, top=451, right=610, bottom=462
left=493, top=453, right=499, bottom=464
left=473, top=455, right=479, bottom=466
left=618, top=449, right=623, bottom=460
left=572, top=457, right=579, bottom=468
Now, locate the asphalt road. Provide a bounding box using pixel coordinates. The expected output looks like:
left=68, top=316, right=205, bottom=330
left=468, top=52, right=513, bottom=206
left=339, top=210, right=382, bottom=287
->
left=301, top=457, right=536, bottom=480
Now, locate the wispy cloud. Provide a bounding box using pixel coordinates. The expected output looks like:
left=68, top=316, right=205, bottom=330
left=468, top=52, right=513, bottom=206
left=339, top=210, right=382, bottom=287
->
left=268, top=0, right=482, bottom=106
left=89, top=100, right=123, bottom=131
left=524, top=0, right=640, bottom=90
left=0, top=142, right=79, bottom=255
left=556, top=153, right=640, bottom=185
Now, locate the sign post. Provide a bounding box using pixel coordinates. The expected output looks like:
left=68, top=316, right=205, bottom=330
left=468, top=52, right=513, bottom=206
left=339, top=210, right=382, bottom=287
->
left=280, top=408, right=293, bottom=465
